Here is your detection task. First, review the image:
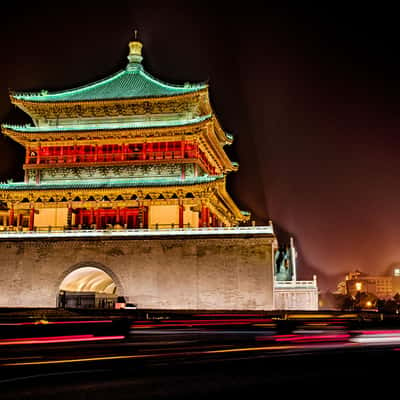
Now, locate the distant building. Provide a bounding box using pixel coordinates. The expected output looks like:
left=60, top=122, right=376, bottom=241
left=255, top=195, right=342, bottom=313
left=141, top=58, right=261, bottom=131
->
left=344, top=268, right=400, bottom=299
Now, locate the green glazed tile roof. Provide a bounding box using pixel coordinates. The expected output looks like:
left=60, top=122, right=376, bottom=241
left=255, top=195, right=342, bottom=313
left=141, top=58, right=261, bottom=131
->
left=0, top=175, right=223, bottom=191
left=11, top=65, right=207, bottom=102
left=2, top=114, right=212, bottom=133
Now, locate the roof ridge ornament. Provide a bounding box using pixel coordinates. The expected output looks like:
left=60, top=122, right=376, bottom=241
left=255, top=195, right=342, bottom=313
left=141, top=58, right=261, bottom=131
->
left=127, top=29, right=143, bottom=71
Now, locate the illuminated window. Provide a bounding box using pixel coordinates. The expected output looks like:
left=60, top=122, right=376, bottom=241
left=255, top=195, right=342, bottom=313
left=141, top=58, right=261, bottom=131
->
left=355, top=282, right=362, bottom=291
left=394, top=268, right=400, bottom=276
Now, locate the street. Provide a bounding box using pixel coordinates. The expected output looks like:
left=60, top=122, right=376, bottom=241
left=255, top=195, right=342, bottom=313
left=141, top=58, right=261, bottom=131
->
left=1, top=315, right=399, bottom=398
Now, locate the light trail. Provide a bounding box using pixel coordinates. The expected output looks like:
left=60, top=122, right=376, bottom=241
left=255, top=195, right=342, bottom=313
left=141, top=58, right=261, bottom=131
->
left=0, top=334, right=125, bottom=346
left=0, top=319, right=113, bottom=326
left=0, top=345, right=295, bottom=367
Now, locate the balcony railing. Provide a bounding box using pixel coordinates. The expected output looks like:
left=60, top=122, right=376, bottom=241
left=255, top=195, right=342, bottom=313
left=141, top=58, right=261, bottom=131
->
left=0, top=225, right=274, bottom=239
left=274, top=278, right=318, bottom=289
left=26, top=150, right=217, bottom=175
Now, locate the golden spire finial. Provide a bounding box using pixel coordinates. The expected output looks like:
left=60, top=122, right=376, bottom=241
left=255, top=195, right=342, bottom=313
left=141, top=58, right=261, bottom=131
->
left=127, top=29, right=143, bottom=66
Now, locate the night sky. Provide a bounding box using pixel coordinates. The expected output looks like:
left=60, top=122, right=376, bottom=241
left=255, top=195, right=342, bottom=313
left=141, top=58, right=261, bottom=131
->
left=1, top=3, right=399, bottom=292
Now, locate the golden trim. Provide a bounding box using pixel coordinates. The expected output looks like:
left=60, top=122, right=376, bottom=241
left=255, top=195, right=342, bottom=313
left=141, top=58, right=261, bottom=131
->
left=11, top=88, right=209, bottom=120
left=0, top=178, right=246, bottom=224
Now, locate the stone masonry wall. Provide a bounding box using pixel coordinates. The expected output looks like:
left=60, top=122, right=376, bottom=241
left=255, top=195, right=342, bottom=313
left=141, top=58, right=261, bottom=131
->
left=0, top=235, right=274, bottom=310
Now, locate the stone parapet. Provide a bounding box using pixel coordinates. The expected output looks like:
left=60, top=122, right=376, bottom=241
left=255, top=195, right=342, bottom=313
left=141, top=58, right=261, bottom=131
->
left=0, top=230, right=275, bottom=310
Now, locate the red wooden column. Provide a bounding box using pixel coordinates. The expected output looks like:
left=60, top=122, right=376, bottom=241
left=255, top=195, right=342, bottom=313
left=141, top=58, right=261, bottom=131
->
left=116, top=207, right=121, bottom=225
left=59, top=146, right=64, bottom=164
left=179, top=203, right=184, bottom=228
left=29, top=206, right=35, bottom=231
left=180, top=141, right=185, bottom=159
left=120, top=208, right=126, bottom=227
left=121, top=144, right=126, bottom=161
left=95, top=208, right=101, bottom=228
left=77, top=209, right=83, bottom=227
left=37, top=145, right=41, bottom=165
left=89, top=208, right=94, bottom=226
left=205, top=207, right=210, bottom=227
left=142, top=143, right=146, bottom=160
left=72, top=144, right=77, bottom=162
left=200, top=204, right=208, bottom=227
left=9, top=205, right=14, bottom=227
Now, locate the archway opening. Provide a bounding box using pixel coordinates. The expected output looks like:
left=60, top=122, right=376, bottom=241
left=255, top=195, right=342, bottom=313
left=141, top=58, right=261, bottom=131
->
left=58, top=267, right=120, bottom=309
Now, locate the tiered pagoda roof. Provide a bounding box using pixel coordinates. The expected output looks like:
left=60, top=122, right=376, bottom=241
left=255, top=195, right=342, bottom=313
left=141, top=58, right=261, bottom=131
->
left=11, top=65, right=207, bottom=102
left=0, top=175, right=223, bottom=191
left=0, top=34, right=249, bottom=226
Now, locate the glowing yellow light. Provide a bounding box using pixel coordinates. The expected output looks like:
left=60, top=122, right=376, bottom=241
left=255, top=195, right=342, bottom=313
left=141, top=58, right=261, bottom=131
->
left=366, top=301, right=372, bottom=308
left=355, top=282, right=362, bottom=291
left=205, top=345, right=295, bottom=354
left=287, top=314, right=333, bottom=319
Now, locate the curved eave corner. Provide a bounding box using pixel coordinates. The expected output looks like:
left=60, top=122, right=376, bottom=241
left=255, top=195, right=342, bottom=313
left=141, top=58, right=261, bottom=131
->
left=215, top=178, right=248, bottom=222
left=207, top=115, right=236, bottom=173
left=240, top=210, right=251, bottom=222
left=211, top=115, right=234, bottom=146
left=1, top=125, right=14, bottom=139
left=1, top=126, right=27, bottom=147
left=231, top=162, right=239, bottom=172
left=201, top=90, right=233, bottom=146
left=236, top=211, right=250, bottom=223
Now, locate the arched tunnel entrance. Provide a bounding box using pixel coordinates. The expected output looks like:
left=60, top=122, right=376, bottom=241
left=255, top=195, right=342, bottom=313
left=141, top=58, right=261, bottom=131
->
left=58, top=266, right=121, bottom=309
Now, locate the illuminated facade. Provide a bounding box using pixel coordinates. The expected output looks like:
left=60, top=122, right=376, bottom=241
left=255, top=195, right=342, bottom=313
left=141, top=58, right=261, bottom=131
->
left=0, top=35, right=318, bottom=311
left=0, top=37, right=248, bottom=231
left=344, top=269, right=400, bottom=300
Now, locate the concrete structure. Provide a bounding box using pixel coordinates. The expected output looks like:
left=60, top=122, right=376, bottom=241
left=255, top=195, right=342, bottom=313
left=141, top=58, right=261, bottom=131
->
left=273, top=278, right=318, bottom=310
left=273, top=237, right=318, bottom=310
left=0, top=227, right=275, bottom=310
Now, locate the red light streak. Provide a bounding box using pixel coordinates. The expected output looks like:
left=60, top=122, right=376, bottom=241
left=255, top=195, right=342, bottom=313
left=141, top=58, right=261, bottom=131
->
left=0, top=319, right=113, bottom=326
left=195, top=314, right=267, bottom=317
left=351, top=330, right=400, bottom=335
left=0, top=334, right=124, bottom=346
left=131, top=320, right=273, bottom=329
left=159, top=318, right=272, bottom=323
left=274, top=334, right=350, bottom=343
